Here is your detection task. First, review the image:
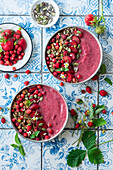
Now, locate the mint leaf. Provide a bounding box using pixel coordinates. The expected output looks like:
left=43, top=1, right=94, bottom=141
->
left=88, top=147, right=104, bottom=164
left=26, top=100, right=31, bottom=107
left=67, top=149, right=86, bottom=167
left=99, top=64, right=106, bottom=74
left=93, top=117, right=106, bottom=127
left=11, top=144, right=18, bottom=148
left=95, top=105, right=105, bottom=115
left=30, top=133, right=35, bottom=139
left=19, top=145, right=25, bottom=156
left=15, top=133, right=21, bottom=144
left=35, top=131, right=40, bottom=137
left=89, top=104, right=94, bottom=119
left=104, top=77, right=112, bottom=86
left=64, top=68, right=69, bottom=71
left=82, top=131, right=96, bottom=150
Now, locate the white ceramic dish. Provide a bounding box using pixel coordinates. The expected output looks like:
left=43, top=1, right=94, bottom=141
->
left=0, top=23, right=32, bottom=72
left=10, top=84, right=68, bottom=143
left=30, top=0, right=59, bottom=28
left=45, top=26, right=103, bottom=84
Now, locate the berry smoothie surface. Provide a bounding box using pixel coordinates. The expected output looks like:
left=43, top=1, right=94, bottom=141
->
left=11, top=85, right=67, bottom=141
left=45, top=27, right=101, bottom=83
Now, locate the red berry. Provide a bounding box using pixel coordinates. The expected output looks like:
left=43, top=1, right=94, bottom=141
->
left=21, top=94, right=25, bottom=98
left=75, top=123, right=80, bottom=129
left=1, top=117, right=6, bottom=124
left=25, top=70, right=30, bottom=74
left=48, top=123, right=52, bottom=127
left=11, top=109, right=15, bottom=112
left=45, top=135, right=50, bottom=139
left=92, top=104, right=96, bottom=108
left=50, top=54, right=54, bottom=58
left=86, top=86, right=92, bottom=94
left=48, top=128, right=53, bottom=134
left=20, top=103, right=24, bottom=107
left=111, top=112, right=113, bottom=115
left=102, top=109, right=106, bottom=114
left=77, top=74, right=82, bottom=79
left=47, top=46, right=51, bottom=50
left=12, top=67, right=16, bottom=71
left=81, top=90, right=86, bottom=94
left=34, top=90, right=39, bottom=94
left=53, top=72, right=57, bottom=76
left=52, top=58, right=56, bottom=63
left=16, top=34, right=21, bottom=39
left=37, top=85, right=41, bottom=89
left=4, top=73, right=9, bottom=79
left=18, top=47, right=22, bottom=52
left=51, top=38, right=55, bottom=42
left=36, top=137, right=40, bottom=141
left=19, top=129, right=23, bottom=133
left=62, top=34, right=67, bottom=39
left=91, top=75, right=98, bottom=81
left=24, top=81, right=29, bottom=86
left=16, top=30, right=21, bottom=34
left=27, top=125, right=32, bottom=132
left=85, top=14, right=94, bottom=26
left=15, top=122, right=19, bottom=126
left=26, top=109, right=31, bottom=114
left=87, top=122, right=93, bottom=127
left=23, top=133, right=28, bottom=137
left=14, top=74, right=17, bottom=78
left=38, top=93, right=42, bottom=97
left=59, top=82, right=64, bottom=86
left=99, top=90, right=107, bottom=97
left=20, top=116, right=24, bottom=120
left=70, top=109, right=76, bottom=116
left=12, top=118, right=16, bottom=122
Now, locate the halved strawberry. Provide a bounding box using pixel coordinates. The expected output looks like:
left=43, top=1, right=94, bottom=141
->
left=63, top=56, right=72, bottom=64
left=67, top=73, right=73, bottom=82
left=1, top=39, right=14, bottom=51
left=18, top=38, right=27, bottom=50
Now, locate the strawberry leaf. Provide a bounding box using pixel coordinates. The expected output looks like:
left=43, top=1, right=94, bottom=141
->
left=19, top=145, right=25, bottom=156
left=95, top=105, right=105, bottom=115
left=82, top=130, right=96, bottom=150
left=93, top=117, right=106, bottom=127
left=99, top=64, right=106, bottom=74
left=104, top=77, right=112, bottom=86
left=11, top=144, right=18, bottom=148
left=67, top=149, right=86, bottom=167
left=88, top=147, right=104, bottom=164
left=15, top=133, right=21, bottom=144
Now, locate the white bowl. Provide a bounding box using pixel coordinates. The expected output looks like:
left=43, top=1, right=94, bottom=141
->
left=45, top=26, right=103, bottom=84
left=30, top=0, right=59, bottom=28
left=0, top=23, right=32, bottom=72
left=10, top=84, right=68, bottom=143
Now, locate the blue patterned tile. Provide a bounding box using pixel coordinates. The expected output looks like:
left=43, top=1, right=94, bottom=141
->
left=0, top=16, right=41, bottom=72
left=0, top=129, right=41, bottom=170
left=99, top=0, right=113, bottom=15
left=43, top=16, right=97, bottom=72
left=99, top=130, right=113, bottom=170
left=99, top=17, right=113, bottom=73
left=43, top=73, right=98, bottom=128
left=0, top=73, right=41, bottom=128
left=99, top=74, right=113, bottom=129
left=43, top=130, right=97, bottom=170
left=0, top=0, right=98, bottom=16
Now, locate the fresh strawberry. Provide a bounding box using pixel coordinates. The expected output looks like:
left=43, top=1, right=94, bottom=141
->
left=18, top=38, right=27, bottom=50
left=63, top=56, right=72, bottom=64
left=85, top=14, right=94, bottom=26
left=4, top=29, right=13, bottom=38
left=1, top=39, right=14, bottom=51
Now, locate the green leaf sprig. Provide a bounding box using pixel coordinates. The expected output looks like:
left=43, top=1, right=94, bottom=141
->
left=11, top=133, right=25, bottom=156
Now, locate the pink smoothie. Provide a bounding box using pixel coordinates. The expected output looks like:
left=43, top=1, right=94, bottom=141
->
left=38, top=85, right=67, bottom=138
left=75, top=28, right=101, bottom=82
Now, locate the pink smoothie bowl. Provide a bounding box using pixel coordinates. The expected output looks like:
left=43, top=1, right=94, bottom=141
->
left=10, top=84, right=68, bottom=143
left=45, top=26, right=103, bottom=84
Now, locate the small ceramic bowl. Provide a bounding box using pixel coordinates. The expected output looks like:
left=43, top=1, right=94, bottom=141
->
left=30, top=0, right=59, bottom=28
left=10, top=84, right=68, bottom=143
left=45, top=26, right=103, bottom=84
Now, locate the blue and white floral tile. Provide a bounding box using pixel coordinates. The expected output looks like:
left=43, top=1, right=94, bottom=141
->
left=0, top=73, right=41, bottom=128
left=42, top=130, right=97, bottom=170
left=99, top=130, right=113, bottom=170
left=43, top=16, right=97, bottom=72
left=43, top=73, right=98, bottom=128
left=99, top=17, right=113, bottom=73
left=99, top=0, right=113, bottom=15
left=0, top=0, right=98, bottom=16
left=54, top=0, right=98, bottom=15
left=0, top=16, right=41, bottom=72
left=99, top=74, right=113, bottom=129
left=0, top=129, right=41, bottom=170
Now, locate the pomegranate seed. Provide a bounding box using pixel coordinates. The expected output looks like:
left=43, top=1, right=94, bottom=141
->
left=77, top=74, right=82, bottom=79
left=4, top=73, right=9, bottom=79
left=48, top=128, right=53, bottom=134
left=15, top=122, right=19, bottom=126
left=21, top=94, right=25, bottom=98
left=37, top=85, right=41, bottom=89
left=12, top=67, right=16, bottom=71
left=1, top=117, right=6, bottom=124
left=38, top=93, right=42, bottom=97
left=19, top=129, right=23, bottom=133
left=48, top=123, right=52, bottom=127
left=18, top=47, right=22, bottom=51
left=16, top=34, right=21, bottom=39
left=24, top=81, right=29, bottom=86
left=25, top=70, right=30, bottom=74
left=20, top=103, right=24, bottom=107
left=102, top=109, right=106, bottom=114
left=23, top=133, right=28, bottom=137
left=45, top=135, right=50, bottom=139
left=36, top=137, right=40, bottom=141
left=14, top=74, right=17, bottom=78
left=59, top=82, right=64, bottom=86
left=16, top=30, right=21, bottom=34
left=12, top=118, right=16, bottom=122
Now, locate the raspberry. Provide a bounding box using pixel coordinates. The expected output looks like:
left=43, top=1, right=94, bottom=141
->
left=25, top=70, right=30, bottom=74
left=99, top=90, right=107, bottom=97
left=4, top=73, right=9, bottom=79
left=86, top=86, right=92, bottom=94
left=24, top=81, right=29, bottom=86
left=1, top=117, right=6, bottom=124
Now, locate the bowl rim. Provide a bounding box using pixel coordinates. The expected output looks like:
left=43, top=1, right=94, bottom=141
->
left=30, top=0, right=59, bottom=28
left=44, top=26, right=103, bottom=84
left=10, top=84, right=68, bottom=143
